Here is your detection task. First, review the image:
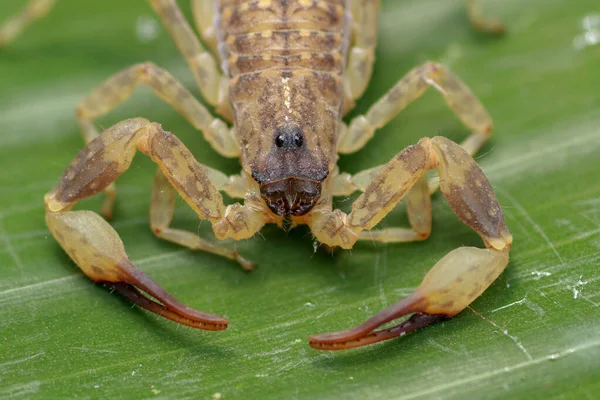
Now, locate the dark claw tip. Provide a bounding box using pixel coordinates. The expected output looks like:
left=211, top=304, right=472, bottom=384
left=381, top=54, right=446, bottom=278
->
left=308, top=313, right=448, bottom=351
left=104, top=282, right=229, bottom=331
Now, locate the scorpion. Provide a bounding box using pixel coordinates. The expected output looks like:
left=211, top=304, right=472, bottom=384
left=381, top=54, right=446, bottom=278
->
left=3, top=0, right=511, bottom=350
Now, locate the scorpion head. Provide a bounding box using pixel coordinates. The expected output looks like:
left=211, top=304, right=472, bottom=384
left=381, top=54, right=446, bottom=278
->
left=251, top=124, right=329, bottom=217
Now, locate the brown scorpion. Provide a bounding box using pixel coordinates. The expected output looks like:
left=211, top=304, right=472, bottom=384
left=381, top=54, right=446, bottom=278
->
left=3, top=0, right=511, bottom=350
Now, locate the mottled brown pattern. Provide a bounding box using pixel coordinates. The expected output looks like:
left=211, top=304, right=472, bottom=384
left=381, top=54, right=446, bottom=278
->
left=218, top=0, right=348, bottom=191
left=228, top=52, right=343, bottom=75
left=148, top=129, right=224, bottom=220
left=351, top=141, right=429, bottom=228
left=228, top=29, right=344, bottom=56
left=230, top=69, right=341, bottom=178
left=219, top=0, right=347, bottom=35
left=433, top=137, right=510, bottom=243
left=54, top=139, right=121, bottom=205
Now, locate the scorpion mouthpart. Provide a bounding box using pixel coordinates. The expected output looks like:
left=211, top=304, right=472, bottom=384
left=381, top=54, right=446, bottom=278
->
left=308, top=293, right=446, bottom=350
left=260, top=178, right=321, bottom=217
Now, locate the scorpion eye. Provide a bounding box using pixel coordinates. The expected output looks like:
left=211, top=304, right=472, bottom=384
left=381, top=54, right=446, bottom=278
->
left=293, top=134, right=303, bottom=147
left=274, top=124, right=304, bottom=149
left=275, top=135, right=285, bottom=147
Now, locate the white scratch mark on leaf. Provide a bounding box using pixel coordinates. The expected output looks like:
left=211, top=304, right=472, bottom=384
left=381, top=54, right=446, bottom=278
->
left=0, top=351, right=45, bottom=368
left=0, top=249, right=188, bottom=298
left=501, top=329, right=533, bottom=361
left=314, top=307, right=335, bottom=320
left=70, top=346, right=119, bottom=354
left=530, top=270, right=552, bottom=280
left=251, top=347, right=292, bottom=358
left=0, top=218, right=24, bottom=276
left=469, top=307, right=533, bottom=361
left=571, top=275, right=588, bottom=299
left=379, top=284, right=387, bottom=308
left=579, top=296, right=599, bottom=307
left=3, top=215, right=151, bottom=243
left=574, top=197, right=600, bottom=207
left=256, top=319, right=305, bottom=332
left=490, top=294, right=545, bottom=318
left=0, top=381, right=41, bottom=397
left=0, top=275, right=78, bottom=298
left=392, top=287, right=417, bottom=296
left=524, top=300, right=546, bottom=318
left=427, top=338, right=464, bottom=356
left=0, top=61, right=194, bottom=147
left=491, top=298, right=527, bottom=313
left=373, top=250, right=388, bottom=308
left=499, top=188, right=565, bottom=265
left=484, top=121, right=600, bottom=182
left=572, top=228, right=600, bottom=241
left=394, top=339, right=600, bottom=400
left=0, top=201, right=42, bottom=218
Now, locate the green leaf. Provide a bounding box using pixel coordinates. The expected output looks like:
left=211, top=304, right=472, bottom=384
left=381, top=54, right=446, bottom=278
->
left=1, top=0, right=599, bottom=398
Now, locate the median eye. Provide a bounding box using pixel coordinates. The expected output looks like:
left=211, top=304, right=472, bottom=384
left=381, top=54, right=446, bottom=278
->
left=274, top=124, right=304, bottom=149
left=275, top=135, right=285, bottom=147
left=293, top=134, right=303, bottom=147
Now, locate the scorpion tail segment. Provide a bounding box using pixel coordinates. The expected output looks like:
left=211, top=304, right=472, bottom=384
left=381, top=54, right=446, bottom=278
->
left=308, top=292, right=436, bottom=350
left=45, top=210, right=228, bottom=331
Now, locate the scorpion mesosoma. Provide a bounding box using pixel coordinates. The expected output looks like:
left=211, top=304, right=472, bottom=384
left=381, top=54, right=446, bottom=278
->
left=31, top=0, right=511, bottom=350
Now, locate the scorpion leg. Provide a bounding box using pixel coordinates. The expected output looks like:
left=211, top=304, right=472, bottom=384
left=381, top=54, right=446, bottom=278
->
left=150, top=168, right=255, bottom=270
left=149, top=0, right=233, bottom=120
left=191, top=0, right=219, bottom=57
left=76, top=61, right=240, bottom=159
left=343, top=0, right=380, bottom=113
left=309, top=137, right=512, bottom=350
left=0, top=0, right=55, bottom=47
left=76, top=63, right=240, bottom=218
left=338, top=62, right=493, bottom=193
left=467, top=0, right=505, bottom=34
left=338, top=62, right=493, bottom=156
left=45, top=118, right=265, bottom=330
